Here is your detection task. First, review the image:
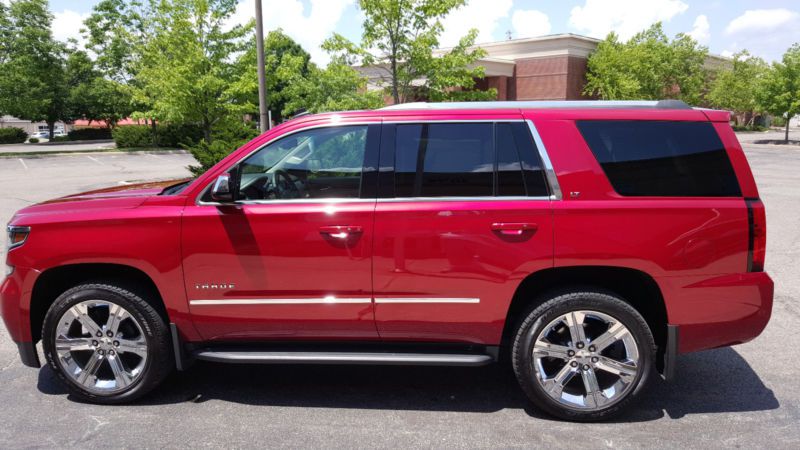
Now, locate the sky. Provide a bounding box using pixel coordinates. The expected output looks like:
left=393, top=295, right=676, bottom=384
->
left=45, top=0, right=800, bottom=64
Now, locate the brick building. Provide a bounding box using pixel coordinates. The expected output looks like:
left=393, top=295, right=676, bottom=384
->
left=466, top=33, right=599, bottom=101
left=356, top=33, right=600, bottom=102
left=357, top=33, right=729, bottom=103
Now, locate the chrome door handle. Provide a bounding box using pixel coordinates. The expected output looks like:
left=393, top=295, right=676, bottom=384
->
left=319, top=225, right=363, bottom=239
left=491, top=222, right=538, bottom=236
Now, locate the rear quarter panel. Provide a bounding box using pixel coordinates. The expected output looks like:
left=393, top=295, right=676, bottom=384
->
left=528, top=114, right=760, bottom=353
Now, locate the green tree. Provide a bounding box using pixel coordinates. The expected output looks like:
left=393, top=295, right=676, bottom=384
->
left=758, top=44, right=800, bottom=143
left=135, top=0, right=251, bottom=144
left=584, top=23, right=708, bottom=104
left=324, top=0, right=495, bottom=104
left=707, top=51, right=767, bottom=126
left=84, top=0, right=159, bottom=143
left=65, top=50, right=134, bottom=128
left=230, top=29, right=313, bottom=123
left=83, top=0, right=154, bottom=83
left=0, top=2, right=10, bottom=116
left=0, top=0, right=71, bottom=138
left=280, top=59, right=384, bottom=115
left=0, top=1, right=11, bottom=63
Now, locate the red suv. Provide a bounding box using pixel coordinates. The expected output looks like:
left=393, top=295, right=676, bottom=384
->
left=1, top=101, right=772, bottom=420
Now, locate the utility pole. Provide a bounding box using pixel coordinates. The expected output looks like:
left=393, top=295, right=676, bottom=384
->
left=255, top=0, right=269, bottom=132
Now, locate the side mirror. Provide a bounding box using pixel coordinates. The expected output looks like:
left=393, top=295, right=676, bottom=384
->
left=210, top=174, right=234, bottom=203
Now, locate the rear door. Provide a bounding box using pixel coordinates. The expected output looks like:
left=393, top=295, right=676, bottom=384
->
left=372, top=118, right=554, bottom=345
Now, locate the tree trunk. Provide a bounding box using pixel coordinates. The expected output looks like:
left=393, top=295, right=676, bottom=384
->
left=47, top=122, right=55, bottom=140
left=786, top=117, right=791, bottom=143
left=203, top=117, right=212, bottom=144
left=391, top=57, right=400, bottom=104
left=151, top=119, right=158, bottom=148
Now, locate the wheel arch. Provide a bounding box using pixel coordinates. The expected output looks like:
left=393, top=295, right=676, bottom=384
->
left=502, top=266, right=668, bottom=370
left=30, top=263, right=168, bottom=343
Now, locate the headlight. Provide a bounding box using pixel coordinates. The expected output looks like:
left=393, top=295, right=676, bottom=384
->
left=6, top=225, right=30, bottom=250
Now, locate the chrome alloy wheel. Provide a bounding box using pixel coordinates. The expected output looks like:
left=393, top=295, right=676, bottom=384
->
left=54, top=300, right=148, bottom=394
left=532, top=310, right=640, bottom=411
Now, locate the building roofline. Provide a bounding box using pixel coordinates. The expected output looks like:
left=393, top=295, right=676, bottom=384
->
left=475, top=33, right=603, bottom=48
left=435, top=33, right=602, bottom=53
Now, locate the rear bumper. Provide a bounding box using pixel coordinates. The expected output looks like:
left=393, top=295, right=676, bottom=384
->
left=660, top=272, right=773, bottom=354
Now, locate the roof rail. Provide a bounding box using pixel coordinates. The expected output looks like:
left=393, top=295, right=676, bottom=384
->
left=380, top=100, right=692, bottom=111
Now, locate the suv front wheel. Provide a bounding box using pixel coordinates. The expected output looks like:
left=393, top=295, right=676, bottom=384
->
left=42, top=283, right=172, bottom=403
left=512, top=291, right=656, bottom=421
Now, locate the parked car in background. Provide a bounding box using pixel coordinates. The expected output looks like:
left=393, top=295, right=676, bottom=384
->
left=1, top=100, right=772, bottom=421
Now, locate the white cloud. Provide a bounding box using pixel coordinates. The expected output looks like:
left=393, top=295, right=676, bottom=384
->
left=723, top=9, right=800, bottom=61
left=568, top=0, right=688, bottom=40
left=511, top=9, right=552, bottom=39
left=725, top=9, right=799, bottom=35
left=52, top=9, right=90, bottom=47
left=229, top=0, right=354, bottom=65
left=720, top=50, right=734, bottom=58
left=687, top=14, right=710, bottom=44
left=439, top=0, right=513, bottom=46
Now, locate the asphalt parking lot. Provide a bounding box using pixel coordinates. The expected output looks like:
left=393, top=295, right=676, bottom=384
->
left=0, top=138, right=799, bottom=448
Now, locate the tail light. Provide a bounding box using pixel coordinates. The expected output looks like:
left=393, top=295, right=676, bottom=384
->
left=746, top=199, right=766, bottom=272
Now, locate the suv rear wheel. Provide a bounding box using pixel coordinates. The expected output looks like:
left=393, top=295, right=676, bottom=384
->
left=512, top=291, right=656, bottom=421
left=42, top=283, right=172, bottom=403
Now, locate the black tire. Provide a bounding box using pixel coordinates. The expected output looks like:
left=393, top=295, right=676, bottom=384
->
left=511, top=291, right=656, bottom=421
left=42, top=283, right=173, bottom=404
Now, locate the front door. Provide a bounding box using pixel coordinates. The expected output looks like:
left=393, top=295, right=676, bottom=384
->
left=372, top=120, right=554, bottom=345
left=182, top=124, right=381, bottom=341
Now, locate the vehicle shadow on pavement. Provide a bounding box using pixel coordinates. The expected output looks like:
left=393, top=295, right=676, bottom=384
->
left=36, top=346, right=777, bottom=422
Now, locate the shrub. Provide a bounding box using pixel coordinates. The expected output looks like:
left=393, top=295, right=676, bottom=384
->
left=157, top=123, right=204, bottom=148
left=0, top=127, right=29, bottom=144
left=51, top=135, right=71, bottom=142
left=186, top=120, right=259, bottom=176
left=732, top=125, right=768, bottom=132
left=28, top=137, right=39, bottom=143
left=68, top=128, right=113, bottom=141
left=113, top=125, right=153, bottom=148
left=113, top=123, right=205, bottom=148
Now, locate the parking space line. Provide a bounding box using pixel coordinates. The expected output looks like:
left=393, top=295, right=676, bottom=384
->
left=86, top=155, right=105, bottom=165
left=18, top=158, right=28, bottom=171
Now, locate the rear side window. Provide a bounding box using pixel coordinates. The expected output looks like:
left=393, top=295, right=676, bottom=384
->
left=576, top=120, right=741, bottom=197
left=395, top=123, right=494, bottom=197
left=391, top=122, right=549, bottom=198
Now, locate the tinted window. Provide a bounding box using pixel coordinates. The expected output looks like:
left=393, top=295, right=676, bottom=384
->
left=236, top=126, right=367, bottom=200
left=391, top=122, right=549, bottom=198
left=577, top=120, right=741, bottom=197
left=496, top=123, right=526, bottom=196
left=395, top=123, right=494, bottom=197
left=500, top=122, right=550, bottom=197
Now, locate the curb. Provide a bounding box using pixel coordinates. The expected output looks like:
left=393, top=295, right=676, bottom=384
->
left=0, top=148, right=187, bottom=158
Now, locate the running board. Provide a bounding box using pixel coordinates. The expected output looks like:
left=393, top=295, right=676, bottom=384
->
left=192, top=350, right=494, bottom=367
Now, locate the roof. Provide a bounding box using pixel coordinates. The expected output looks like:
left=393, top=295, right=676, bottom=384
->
left=380, top=100, right=693, bottom=111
